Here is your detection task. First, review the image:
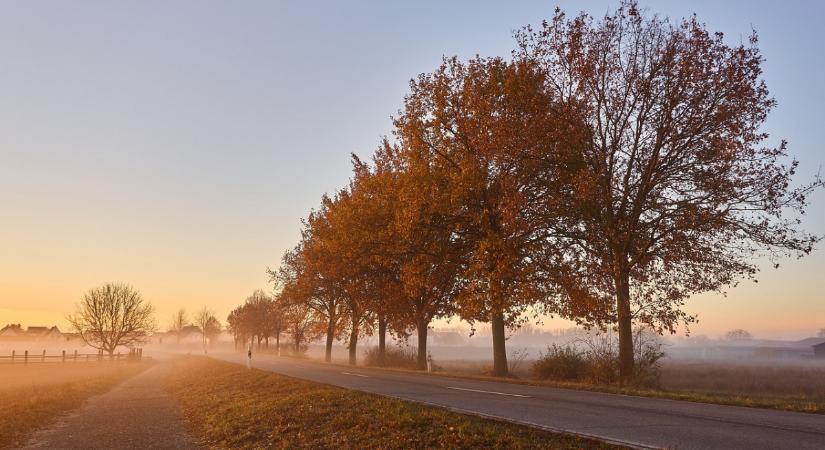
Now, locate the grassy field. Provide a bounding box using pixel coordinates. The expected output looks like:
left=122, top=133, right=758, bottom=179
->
left=423, top=358, right=825, bottom=414
left=167, top=357, right=622, bottom=450
left=0, top=361, right=151, bottom=449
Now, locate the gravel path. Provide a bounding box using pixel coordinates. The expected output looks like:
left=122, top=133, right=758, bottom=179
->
left=21, top=362, right=201, bottom=450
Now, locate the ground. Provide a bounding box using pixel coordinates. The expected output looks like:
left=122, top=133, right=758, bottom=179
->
left=166, top=356, right=619, bottom=450
left=19, top=362, right=199, bottom=450
left=0, top=361, right=150, bottom=449
left=0, top=356, right=621, bottom=449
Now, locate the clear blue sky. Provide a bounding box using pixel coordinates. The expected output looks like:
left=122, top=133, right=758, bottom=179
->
left=0, top=1, right=822, bottom=338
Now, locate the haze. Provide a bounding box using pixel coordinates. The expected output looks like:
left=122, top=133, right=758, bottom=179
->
left=1, top=0, right=823, bottom=339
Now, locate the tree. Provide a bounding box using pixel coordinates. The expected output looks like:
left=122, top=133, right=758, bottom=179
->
left=263, top=293, right=286, bottom=352
left=394, top=56, right=564, bottom=375
left=195, top=307, right=220, bottom=351
left=725, top=329, right=753, bottom=341
left=818, top=328, right=825, bottom=338
left=360, top=144, right=463, bottom=370
left=515, top=1, right=822, bottom=379
left=169, top=308, right=187, bottom=344
left=272, top=232, right=346, bottom=363
left=243, top=289, right=283, bottom=349
left=282, top=298, right=324, bottom=354
left=312, top=189, right=377, bottom=366
left=227, top=306, right=250, bottom=349
left=67, top=283, right=155, bottom=355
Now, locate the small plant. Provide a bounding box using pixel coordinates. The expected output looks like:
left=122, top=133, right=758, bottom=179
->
left=508, top=347, right=530, bottom=375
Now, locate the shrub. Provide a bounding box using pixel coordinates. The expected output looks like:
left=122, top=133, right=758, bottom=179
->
left=531, top=326, right=665, bottom=387
left=363, top=345, right=419, bottom=369
left=532, top=345, right=588, bottom=381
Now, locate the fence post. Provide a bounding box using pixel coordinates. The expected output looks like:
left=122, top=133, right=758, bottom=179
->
left=42, top=349, right=46, bottom=362
left=62, top=350, right=66, bottom=364
left=117, top=351, right=121, bottom=361
left=24, top=350, right=28, bottom=365
left=74, top=349, right=78, bottom=362
left=11, top=350, right=14, bottom=361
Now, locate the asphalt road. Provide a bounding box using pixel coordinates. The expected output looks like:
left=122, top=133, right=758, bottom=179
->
left=210, top=351, right=825, bottom=450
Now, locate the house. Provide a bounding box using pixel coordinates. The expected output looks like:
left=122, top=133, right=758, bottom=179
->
left=176, top=325, right=203, bottom=344
left=814, top=342, right=825, bottom=358
left=0, top=324, right=24, bottom=338
left=26, top=326, right=63, bottom=340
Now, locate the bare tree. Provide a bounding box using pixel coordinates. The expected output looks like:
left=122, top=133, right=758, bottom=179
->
left=170, top=308, right=187, bottom=344
left=195, top=307, right=219, bottom=351
left=67, top=283, right=155, bottom=355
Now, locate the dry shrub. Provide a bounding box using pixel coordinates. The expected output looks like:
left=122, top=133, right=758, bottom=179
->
left=364, top=345, right=419, bottom=369
left=532, top=326, right=665, bottom=386
left=531, top=345, right=587, bottom=381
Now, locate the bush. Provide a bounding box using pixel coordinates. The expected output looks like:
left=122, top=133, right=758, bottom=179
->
left=531, top=326, right=665, bottom=387
left=532, top=345, right=588, bottom=381
left=364, top=345, right=419, bottom=369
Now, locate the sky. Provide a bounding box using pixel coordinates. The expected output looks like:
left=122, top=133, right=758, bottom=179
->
left=0, top=1, right=822, bottom=340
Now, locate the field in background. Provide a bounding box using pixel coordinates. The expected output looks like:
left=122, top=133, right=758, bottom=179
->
left=0, top=361, right=151, bottom=449
left=426, top=358, right=825, bottom=413
left=660, top=360, right=825, bottom=403
left=167, top=356, right=620, bottom=450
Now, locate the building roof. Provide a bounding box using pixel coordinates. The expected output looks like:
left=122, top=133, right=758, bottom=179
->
left=26, top=326, right=62, bottom=337
left=0, top=324, right=24, bottom=336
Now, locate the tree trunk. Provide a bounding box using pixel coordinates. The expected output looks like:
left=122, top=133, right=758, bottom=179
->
left=616, top=270, right=634, bottom=381
left=275, top=332, right=280, bottom=355
left=416, top=318, right=429, bottom=370
left=491, top=309, right=508, bottom=377
left=265, top=336, right=269, bottom=349
left=325, top=314, right=336, bottom=363
left=378, top=315, right=387, bottom=366
left=348, top=327, right=358, bottom=365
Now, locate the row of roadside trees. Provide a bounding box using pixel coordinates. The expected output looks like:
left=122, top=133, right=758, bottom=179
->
left=228, top=2, right=820, bottom=380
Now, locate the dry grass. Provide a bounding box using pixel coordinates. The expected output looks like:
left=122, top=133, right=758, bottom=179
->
left=0, top=361, right=151, bottom=449
left=167, top=357, right=621, bottom=450
left=658, top=361, right=825, bottom=410
left=426, top=358, right=825, bottom=414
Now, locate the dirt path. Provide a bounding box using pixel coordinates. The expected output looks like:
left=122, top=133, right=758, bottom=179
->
left=21, top=361, right=201, bottom=450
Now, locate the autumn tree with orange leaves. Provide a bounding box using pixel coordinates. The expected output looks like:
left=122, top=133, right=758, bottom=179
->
left=249, top=1, right=821, bottom=381
left=516, top=2, right=822, bottom=379
left=394, top=56, right=573, bottom=376
left=362, top=143, right=465, bottom=370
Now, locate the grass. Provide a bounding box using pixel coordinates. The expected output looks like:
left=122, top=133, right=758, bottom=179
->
left=166, top=357, right=622, bottom=450
left=424, top=359, right=825, bottom=414
left=0, top=361, right=151, bottom=449
left=261, top=353, right=825, bottom=415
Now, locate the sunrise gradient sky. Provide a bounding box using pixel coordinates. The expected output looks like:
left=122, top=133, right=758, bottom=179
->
left=1, top=1, right=823, bottom=339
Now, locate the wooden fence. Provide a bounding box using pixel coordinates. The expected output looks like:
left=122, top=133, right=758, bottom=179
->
left=0, top=348, right=144, bottom=364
